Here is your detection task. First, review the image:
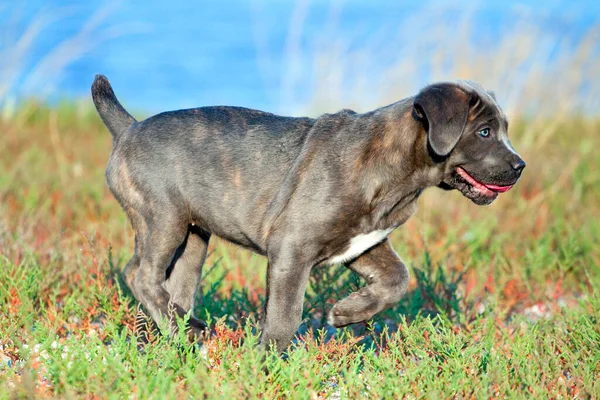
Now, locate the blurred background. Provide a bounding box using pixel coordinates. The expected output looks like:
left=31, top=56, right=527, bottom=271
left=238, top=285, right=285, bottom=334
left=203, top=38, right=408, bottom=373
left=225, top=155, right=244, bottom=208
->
left=1, top=0, right=599, bottom=296
left=0, top=0, right=599, bottom=306
left=1, top=3, right=600, bottom=395
left=0, top=0, right=599, bottom=334
left=1, top=0, right=598, bottom=116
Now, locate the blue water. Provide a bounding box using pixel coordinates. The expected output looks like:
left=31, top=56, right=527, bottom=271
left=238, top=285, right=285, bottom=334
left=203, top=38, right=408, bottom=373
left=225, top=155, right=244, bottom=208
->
left=1, top=0, right=598, bottom=114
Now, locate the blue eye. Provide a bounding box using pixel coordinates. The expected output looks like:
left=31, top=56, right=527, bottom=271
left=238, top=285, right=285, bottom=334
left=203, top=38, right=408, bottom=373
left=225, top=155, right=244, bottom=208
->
left=478, top=128, right=490, bottom=138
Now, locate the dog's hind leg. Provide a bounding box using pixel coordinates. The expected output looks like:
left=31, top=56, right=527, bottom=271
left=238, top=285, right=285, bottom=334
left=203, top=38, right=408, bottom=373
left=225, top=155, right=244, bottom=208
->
left=133, top=214, right=207, bottom=340
left=164, top=225, right=210, bottom=315
left=123, top=237, right=141, bottom=296
left=121, top=204, right=148, bottom=300
left=327, top=239, right=409, bottom=327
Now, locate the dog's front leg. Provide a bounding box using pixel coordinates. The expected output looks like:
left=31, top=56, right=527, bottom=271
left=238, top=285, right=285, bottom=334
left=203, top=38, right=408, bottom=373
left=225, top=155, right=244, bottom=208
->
left=259, top=247, right=312, bottom=353
left=328, top=238, right=409, bottom=327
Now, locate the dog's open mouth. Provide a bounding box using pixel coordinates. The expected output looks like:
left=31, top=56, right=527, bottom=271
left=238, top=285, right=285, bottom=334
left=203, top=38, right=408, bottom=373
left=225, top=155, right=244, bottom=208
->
left=450, top=167, right=514, bottom=205
left=456, top=167, right=514, bottom=194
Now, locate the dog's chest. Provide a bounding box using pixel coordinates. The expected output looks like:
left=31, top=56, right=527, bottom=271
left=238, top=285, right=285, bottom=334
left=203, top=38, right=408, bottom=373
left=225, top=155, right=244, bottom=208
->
left=328, top=228, right=394, bottom=265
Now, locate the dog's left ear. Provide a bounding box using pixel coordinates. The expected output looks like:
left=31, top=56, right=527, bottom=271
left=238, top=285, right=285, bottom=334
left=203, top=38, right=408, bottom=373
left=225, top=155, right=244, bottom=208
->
left=413, top=83, right=472, bottom=157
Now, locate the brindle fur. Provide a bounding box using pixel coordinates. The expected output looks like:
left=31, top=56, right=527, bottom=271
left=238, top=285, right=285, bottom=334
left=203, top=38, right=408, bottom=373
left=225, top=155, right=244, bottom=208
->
left=92, top=76, right=525, bottom=352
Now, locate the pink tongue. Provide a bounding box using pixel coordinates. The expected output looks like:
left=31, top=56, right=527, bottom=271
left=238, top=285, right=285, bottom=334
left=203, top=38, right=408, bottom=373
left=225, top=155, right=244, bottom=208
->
left=457, top=167, right=514, bottom=193
left=484, top=183, right=513, bottom=193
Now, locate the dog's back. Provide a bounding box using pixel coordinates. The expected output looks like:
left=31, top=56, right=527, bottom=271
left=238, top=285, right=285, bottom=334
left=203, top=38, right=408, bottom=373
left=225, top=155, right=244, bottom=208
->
left=92, top=75, right=315, bottom=251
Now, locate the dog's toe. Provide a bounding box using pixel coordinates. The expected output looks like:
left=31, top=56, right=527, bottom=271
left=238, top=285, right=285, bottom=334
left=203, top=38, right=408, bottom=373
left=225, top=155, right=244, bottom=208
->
left=328, top=289, right=380, bottom=327
left=327, top=305, right=354, bottom=328
left=186, top=316, right=209, bottom=342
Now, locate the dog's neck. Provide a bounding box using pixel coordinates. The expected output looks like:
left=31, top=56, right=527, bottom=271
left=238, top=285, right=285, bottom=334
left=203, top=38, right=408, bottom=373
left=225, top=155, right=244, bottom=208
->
left=358, top=101, right=446, bottom=218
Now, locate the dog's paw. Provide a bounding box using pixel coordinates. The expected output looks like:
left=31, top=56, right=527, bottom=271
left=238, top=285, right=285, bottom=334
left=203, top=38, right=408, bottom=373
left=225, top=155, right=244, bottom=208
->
left=185, top=316, right=209, bottom=342
left=327, top=290, right=377, bottom=328
left=327, top=307, right=351, bottom=328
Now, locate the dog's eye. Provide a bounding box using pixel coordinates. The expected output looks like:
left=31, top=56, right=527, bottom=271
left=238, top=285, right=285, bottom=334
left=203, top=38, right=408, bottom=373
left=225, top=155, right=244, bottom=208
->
left=478, top=128, right=491, bottom=138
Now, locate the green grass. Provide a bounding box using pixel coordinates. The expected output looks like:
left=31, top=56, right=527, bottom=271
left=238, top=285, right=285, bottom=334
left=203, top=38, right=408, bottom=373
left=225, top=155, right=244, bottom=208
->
left=0, top=102, right=599, bottom=398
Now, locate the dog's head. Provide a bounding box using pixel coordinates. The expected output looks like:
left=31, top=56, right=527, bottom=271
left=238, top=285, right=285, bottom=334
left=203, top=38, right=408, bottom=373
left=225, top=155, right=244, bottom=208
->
left=413, top=81, right=525, bottom=205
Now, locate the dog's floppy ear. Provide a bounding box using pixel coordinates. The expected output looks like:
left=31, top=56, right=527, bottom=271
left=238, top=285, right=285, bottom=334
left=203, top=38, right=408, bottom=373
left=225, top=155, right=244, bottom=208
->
left=413, top=83, right=472, bottom=157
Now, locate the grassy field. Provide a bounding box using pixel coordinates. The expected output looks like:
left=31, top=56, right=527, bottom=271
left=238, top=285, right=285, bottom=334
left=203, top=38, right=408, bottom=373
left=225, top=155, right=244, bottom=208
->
left=0, top=96, right=599, bottom=399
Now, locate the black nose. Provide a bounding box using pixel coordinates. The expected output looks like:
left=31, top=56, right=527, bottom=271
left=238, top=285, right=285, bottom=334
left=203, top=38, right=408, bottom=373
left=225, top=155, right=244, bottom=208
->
left=511, top=158, right=526, bottom=173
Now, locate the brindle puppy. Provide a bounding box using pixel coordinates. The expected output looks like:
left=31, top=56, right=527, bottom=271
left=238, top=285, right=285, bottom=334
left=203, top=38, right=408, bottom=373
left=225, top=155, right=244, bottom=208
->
left=92, top=76, right=525, bottom=352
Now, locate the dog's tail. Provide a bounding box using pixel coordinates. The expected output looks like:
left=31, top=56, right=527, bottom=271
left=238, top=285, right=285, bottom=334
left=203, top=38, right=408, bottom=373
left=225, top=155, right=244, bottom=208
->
left=91, top=74, right=137, bottom=139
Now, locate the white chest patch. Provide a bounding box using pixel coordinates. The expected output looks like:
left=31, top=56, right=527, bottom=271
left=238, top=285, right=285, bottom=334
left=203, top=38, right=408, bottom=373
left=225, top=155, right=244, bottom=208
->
left=328, top=228, right=394, bottom=265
